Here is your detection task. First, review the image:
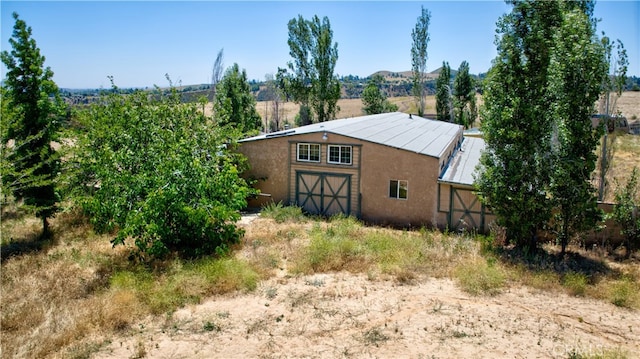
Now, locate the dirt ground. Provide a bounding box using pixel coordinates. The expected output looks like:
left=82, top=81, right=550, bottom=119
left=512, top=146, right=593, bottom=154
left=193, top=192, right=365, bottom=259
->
left=92, top=219, right=639, bottom=359
left=94, top=275, right=639, bottom=359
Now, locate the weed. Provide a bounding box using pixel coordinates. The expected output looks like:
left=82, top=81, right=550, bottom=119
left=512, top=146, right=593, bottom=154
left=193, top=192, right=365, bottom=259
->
left=455, top=257, right=505, bottom=296
left=452, top=330, right=469, bottom=338
left=363, top=327, right=389, bottom=347
left=432, top=299, right=444, bottom=313
left=264, top=286, right=278, bottom=299
left=567, top=347, right=629, bottom=359
left=203, top=321, right=221, bottom=332
left=607, top=278, right=639, bottom=308
left=563, top=272, right=589, bottom=296
left=260, top=202, right=306, bottom=223
left=217, top=311, right=230, bottom=319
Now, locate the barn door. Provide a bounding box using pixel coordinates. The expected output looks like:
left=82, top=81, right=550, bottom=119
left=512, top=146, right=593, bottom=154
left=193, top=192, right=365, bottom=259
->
left=296, top=172, right=351, bottom=216
left=449, top=187, right=486, bottom=232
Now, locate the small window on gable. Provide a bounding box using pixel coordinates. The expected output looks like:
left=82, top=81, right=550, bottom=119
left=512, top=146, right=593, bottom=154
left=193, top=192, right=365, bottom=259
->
left=297, top=143, right=320, bottom=162
left=389, top=180, right=408, bottom=200
left=327, top=145, right=352, bottom=165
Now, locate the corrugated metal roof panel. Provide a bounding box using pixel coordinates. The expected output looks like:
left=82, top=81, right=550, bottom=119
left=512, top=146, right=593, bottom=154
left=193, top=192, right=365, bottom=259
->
left=240, top=112, right=463, bottom=158
left=439, top=137, right=486, bottom=186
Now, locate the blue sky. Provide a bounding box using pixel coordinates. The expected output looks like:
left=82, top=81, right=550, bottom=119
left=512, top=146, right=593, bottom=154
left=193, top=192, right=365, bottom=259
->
left=1, top=1, right=638, bottom=89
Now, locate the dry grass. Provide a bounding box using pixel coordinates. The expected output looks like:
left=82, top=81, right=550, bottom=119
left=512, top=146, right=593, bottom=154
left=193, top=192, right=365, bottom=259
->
left=598, top=133, right=640, bottom=202
left=0, top=208, right=260, bottom=358
left=600, top=91, right=640, bottom=121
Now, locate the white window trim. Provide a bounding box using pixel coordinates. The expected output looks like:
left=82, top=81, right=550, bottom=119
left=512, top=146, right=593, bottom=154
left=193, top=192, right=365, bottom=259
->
left=327, top=145, right=353, bottom=165
left=389, top=179, right=408, bottom=200
left=297, top=143, right=321, bottom=163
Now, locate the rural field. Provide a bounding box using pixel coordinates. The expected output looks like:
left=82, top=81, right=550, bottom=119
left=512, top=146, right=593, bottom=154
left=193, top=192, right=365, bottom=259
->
left=251, top=91, right=640, bottom=131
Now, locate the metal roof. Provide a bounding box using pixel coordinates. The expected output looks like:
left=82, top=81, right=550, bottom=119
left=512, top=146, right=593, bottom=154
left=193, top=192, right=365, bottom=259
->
left=240, top=112, right=463, bottom=159
left=439, top=136, right=485, bottom=186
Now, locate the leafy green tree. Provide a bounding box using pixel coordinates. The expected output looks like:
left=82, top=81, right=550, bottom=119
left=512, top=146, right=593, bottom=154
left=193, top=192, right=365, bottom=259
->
left=285, top=15, right=340, bottom=123
left=435, top=61, right=452, bottom=122
left=1, top=12, right=64, bottom=237
left=411, top=5, right=431, bottom=116
left=453, top=61, right=477, bottom=129
left=73, top=84, right=254, bottom=260
left=610, top=167, right=640, bottom=258
left=478, top=0, right=614, bottom=252
left=362, top=74, right=398, bottom=115
left=547, top=7, right=608, bottom=256
left=214, top=63, right=262, bottom=133
left=477, top=0, right=564, bottom=249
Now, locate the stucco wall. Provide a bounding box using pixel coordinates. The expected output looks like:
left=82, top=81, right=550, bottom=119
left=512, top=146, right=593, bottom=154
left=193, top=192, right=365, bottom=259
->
left=237, top=136, right=290, bottom=208
left=358, top=141, right=441, bottom=227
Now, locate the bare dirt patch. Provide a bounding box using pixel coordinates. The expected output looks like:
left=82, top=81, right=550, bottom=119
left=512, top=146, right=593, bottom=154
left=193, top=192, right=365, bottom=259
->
left=93, top=272, right=638, bottom=359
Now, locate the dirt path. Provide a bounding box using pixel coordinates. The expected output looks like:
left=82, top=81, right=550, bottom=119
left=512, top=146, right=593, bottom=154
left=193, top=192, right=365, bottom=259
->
left=93, top=272, right=639, bottom=358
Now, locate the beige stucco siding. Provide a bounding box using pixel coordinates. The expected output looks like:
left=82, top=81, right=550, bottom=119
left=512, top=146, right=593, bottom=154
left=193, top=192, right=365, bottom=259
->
left=358, top=141, right=441, bottom=227
left=237, top=136, right=290, bottom=208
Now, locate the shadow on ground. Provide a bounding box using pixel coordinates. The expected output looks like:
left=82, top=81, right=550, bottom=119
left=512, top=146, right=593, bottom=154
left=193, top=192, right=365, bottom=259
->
left=495, top=245, right=622, bottom=281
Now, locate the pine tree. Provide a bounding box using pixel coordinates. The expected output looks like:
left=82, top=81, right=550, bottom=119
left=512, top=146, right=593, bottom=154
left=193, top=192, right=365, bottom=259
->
left=1, top=12, right=63, bottom=237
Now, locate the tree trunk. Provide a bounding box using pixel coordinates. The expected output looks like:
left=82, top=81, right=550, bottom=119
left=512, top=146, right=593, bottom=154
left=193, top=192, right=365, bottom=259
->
left=42, top=216, right=50, bottom=239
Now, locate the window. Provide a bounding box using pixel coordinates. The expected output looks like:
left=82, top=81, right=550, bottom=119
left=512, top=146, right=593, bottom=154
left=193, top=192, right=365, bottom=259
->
left=389, top=180, right=408, bottom=199
left=327, top=145, right=352, bottom=165
left=297, top=143, right=320, bottom=162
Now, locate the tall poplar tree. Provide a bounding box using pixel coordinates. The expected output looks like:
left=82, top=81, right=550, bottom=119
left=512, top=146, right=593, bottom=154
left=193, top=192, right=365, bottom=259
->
left=1, top=12, right=63, bottom=237
left=476, top=0, right=563, bottom=249
left=478, top=0, right=610, bottom=252
left=411, top=6, right=431, bottom=117
left=435, top=61, right=452, bottom=122
left=548, top=5, right=608, bottom=255
left=285, top=15, right=340, bottom=124
left=453, top=61, right=477, bottom=129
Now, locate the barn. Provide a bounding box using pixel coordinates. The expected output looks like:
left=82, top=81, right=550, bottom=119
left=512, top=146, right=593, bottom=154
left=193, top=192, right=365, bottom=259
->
left=238, top=112, right=494, bottom=232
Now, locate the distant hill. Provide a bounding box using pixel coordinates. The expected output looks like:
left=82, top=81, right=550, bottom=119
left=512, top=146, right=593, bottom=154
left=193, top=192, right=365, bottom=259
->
left=370, top=69, right=445, bottom=81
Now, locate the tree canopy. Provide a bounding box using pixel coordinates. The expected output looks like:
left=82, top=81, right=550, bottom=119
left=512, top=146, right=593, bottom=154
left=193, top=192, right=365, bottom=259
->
left=1, top=12, right=64, bottom=237
left=453, top=61, right=477, bottom=129
left=361, top=74, right=398, bottom=115
left=435, top=61, right=452, bottom=122
left=73, top=85, right=255, bottom=260
left=214, top=63, right=262, bottom=134
left=284, top=15, right=340, bottom=124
